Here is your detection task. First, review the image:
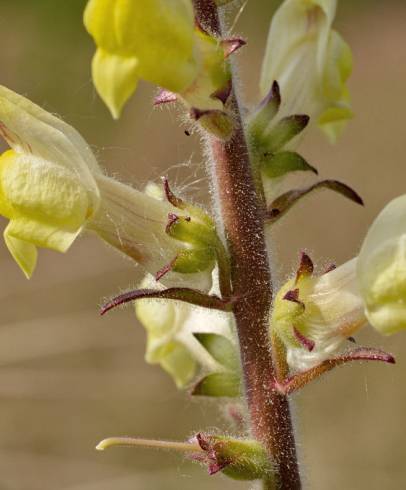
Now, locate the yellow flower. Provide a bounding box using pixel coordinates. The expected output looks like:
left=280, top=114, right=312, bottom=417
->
left=273, top=195, right=406, bottom=370
left=0, top=85, right=101, bottom=278
left=0, top=86, right=216, bottom=289
left=260, top=0, right=352, bottom=142
left=357, top=195, right=406, bottom=335
left=84, top=0, right=228, bottom=118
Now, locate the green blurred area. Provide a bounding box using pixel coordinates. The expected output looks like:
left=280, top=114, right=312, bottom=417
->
left=0, top=1, right=405, bottom=489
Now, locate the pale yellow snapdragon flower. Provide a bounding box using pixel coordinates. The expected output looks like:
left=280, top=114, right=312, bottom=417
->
left=272, top=196, right=406, bottom=371
left=0, top=85, right=101, bottom=278
left=0, top=86, right=215, bottom=289
left=358, top=195, right=406, bottom=335
left=135, top=272, right=235, bottom=388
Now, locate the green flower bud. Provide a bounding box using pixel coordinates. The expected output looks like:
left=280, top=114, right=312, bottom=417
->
left=194, top=433, right=274, bottom=481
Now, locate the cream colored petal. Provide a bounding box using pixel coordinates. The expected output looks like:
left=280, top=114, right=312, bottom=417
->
left=157, top=341, right=197, bottom=389
left=4, top=224, right=38, bottom=279
left=92, top=48, right=139, bottom=119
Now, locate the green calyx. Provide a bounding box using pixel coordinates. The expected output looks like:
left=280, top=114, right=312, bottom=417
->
left=165, top=210, right=222, bottom=274
left=247, top=84, right=315, bottom=179
left=171, top=247, right=216, bottom=274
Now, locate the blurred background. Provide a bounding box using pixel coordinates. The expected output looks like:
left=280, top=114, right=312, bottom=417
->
left=0, top=0, right=405, bottom=488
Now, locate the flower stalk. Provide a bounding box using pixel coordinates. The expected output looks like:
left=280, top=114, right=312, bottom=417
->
left=194, top=1, right=301, bottom=488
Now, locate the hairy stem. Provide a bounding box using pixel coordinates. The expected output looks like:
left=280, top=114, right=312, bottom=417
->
left=193, top=1, right=301, bottom=488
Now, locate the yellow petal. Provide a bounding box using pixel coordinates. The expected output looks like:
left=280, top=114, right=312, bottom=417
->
left=0, top=150, right=16, bottom=219
left=4, top=224, right=38, bottom=279
left=6, top=218, right=82, bottom=253
left=84, top=0, right=198, bottom=115
left=318, top=105, right=353, bottom=142
left=358, top=196, right=406, bottom=335
left=92, top=48, right=139, bottom=119
left=0, top=85, right=100, bottom=205
left=84, top=0, right=119, bottom=52
left=120, top=1, right=196, bottom=92
left=2, top=151, right=90, bottom=230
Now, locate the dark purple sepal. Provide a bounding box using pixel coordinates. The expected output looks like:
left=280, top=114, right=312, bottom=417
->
left=339, top=347, right=395, bottom=364
left=154, top=89, right=177, bottom=106
left=165, top=212, right=191, bottom=235
left=208, top=460, right=230, bottom=476
left=278, top=347, right=395, bottom=395
left=266, top=180, right=364, bottom=225
left=221, top=37, right=247, bottom=58
left=293, top=326, right=315, bottom=352
left=162, top=177, right=186, bottom=209
left=194, top=433, right=231, bottom=476
left=295, top=251, right=314, bottom=283
left=283, top=289, right=305, bottom=310
left=258, top=80, right=281, bottom=111
left=100, top=288, right=233, bottom=315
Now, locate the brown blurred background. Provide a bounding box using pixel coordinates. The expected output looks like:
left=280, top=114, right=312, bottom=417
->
left=0, top=1, right=405, bottom=489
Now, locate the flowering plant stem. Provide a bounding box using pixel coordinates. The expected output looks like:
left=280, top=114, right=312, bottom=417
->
left=193, top=1, right=301, bottom=488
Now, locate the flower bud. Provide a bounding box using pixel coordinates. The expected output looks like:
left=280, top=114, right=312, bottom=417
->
left=193, top=433, right=274, bottom=481
left=357, top=196, right=406, bottom=335
left=259, top=0, right=353, bottom=142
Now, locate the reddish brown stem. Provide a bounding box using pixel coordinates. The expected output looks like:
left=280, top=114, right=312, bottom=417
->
left=193, top=1, right=301, bottom=488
